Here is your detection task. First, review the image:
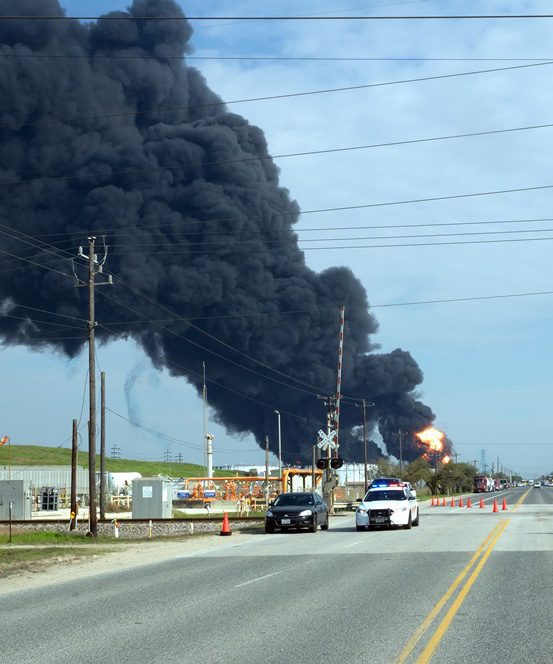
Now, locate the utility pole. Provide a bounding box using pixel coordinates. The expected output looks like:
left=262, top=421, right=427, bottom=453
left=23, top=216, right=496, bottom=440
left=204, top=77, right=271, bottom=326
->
left=74, top=236, right=112, bottom=538
left=393, top=429, right=408, bottom=473
left=264, top=435, right=270, bottom=505
left=274, top=410, right=282, bottom=489
left=100, top=371, right=106, bottom=520
left=70, top=418, right=78, bottom=531
left=311, top=444, right=316, bottom=492
left=110, top=443, right=121, bottom=459
left=354, top=399, right=374, bottom=492
left=362, top=400, right=368, bottom=492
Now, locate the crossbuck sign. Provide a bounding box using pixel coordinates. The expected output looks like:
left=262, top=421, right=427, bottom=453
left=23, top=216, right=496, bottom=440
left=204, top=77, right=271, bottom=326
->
left=317, top=429, right=337, bottom=451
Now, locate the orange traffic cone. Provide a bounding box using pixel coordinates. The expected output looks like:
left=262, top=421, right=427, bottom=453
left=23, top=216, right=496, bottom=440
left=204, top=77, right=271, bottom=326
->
left=479, top=497, right=485, bottom=509
left=458, top=497, right=464, bottom=508
left=466, top=498, right=472, bottom=508
left=442, top=497, right=446, bottom=507
left=492, top=499, right=499, bottom=513
left=450, top=497, right=455, bottom=507
left=431, top=496, right=435, bottom=506
left=502, top=497, right=508, bottom=511
left=220, top=511, right=232, bottom=536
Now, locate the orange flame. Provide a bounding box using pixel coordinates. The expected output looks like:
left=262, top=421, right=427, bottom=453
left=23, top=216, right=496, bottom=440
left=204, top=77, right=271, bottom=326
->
left=415, top=426, right=445, bottom=452
left=442, top=455, right=451, bottom=464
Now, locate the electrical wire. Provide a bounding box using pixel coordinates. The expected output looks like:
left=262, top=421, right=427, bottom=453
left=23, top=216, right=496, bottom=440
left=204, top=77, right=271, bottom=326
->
left=3, top=14, right=553, bottom=21
left=3, top=61, right=551, bottom=134
left=0, top=224, right=342, bottom=400
left=24, top=214, right=553, bottom=242
left=3, top=54, right=553, bottom=62
left=97, top=287, right=335, bottom=400
left=104, top=225, right=553, bottom=250
left=107, top=407, right=261, bottom=453
left=0, top=313, right=85, bottom=329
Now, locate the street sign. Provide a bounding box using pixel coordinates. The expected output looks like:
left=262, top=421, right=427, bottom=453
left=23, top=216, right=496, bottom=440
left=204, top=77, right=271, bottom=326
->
left=317, top=429, right=337, bottom=451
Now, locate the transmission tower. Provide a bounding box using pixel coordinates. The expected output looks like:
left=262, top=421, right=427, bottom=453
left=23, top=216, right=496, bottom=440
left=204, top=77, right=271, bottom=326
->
left=480, top=449, right=488, bottom=473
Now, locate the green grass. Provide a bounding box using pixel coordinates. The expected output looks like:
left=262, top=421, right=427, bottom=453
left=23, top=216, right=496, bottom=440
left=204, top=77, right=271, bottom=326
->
left=0, top=444, right=238, bottom=477
left=0, top=531, right=120, bottom=545
left=0, top=546, right=111, bottom=577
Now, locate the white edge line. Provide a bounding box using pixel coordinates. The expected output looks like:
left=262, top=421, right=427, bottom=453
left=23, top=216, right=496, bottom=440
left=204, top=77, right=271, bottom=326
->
left=234, top=570, right=285, bottom=588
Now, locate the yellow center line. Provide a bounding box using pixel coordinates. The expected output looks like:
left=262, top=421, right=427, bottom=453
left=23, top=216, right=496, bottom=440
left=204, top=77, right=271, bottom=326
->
left=415, top=518, right=509, bottom=663
left=415, top=489, right=530, bottom=664
left=394, top=520, right=503, bottom=664
left=395, top=489, right=530, bottom=664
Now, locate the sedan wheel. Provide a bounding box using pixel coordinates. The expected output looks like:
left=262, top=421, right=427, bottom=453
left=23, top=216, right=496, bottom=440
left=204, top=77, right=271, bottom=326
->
left=320, top=512, right=329, bottom=530
left=356, top=525, right=366, bottom=532
left=309, top=514, right=318, bottom=533
left=265, top=524, right=275, bottom=534
left=403, top=513, right=412, bottom=530
left=413, top=509, right=420, bottom=527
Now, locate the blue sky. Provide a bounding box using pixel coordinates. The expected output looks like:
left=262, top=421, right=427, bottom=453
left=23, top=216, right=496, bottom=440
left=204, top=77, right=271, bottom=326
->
left=3, top=0, right=553, bottom=477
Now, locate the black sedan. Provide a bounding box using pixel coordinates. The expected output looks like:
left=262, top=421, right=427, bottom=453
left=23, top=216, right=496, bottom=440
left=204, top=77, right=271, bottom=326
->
left=264, top=492, right=329, bottom=533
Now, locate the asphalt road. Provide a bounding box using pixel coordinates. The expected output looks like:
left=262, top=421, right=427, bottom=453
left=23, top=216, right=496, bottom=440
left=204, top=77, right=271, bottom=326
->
left=2, top=486, right=552, bottom=664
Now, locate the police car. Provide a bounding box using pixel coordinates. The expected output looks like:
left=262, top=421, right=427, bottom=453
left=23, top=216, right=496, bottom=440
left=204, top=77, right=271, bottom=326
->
left=356, top=482, right=419, bottom=531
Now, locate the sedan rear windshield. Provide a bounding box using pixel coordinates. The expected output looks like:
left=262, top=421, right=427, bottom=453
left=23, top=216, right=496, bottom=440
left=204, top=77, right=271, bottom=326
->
left=274, top=494, right=314, bottom=506
left=364, top=490, right=407, bottom=502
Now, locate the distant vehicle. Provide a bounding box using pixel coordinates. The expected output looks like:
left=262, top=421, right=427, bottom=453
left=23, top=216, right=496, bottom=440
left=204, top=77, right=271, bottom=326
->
left=533, top=481, right=541, bottom=488
left=370, top=477, right=416, bottom=497
left=356, top=486, right=419, bottom=531
left=494, top=479, right=501, bottom=491
left=499, top=479, right=508, bottom=490
left=369, top=477, right=403, bottom=488
left=265, top=492, right=329, bottom=533
left=474, top=475, right=489, bottom=493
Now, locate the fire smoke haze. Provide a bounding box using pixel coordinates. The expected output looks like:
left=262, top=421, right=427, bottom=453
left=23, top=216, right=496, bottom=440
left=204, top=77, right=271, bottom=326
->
left=0, top=0, right=447, bottom=462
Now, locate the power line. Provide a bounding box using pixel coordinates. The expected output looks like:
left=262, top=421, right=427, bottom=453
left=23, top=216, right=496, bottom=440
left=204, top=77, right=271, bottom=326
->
left=98, top=287, right=334, bottom=400
left=3, top=14, right=553, bottom=21
left=105, top=225, right=553, bottom=250
left=4, top=288, right=553, bottom=327
left=0, top=312, right=84, bottom=329
left=3, top=53, right=553, bottom=62
left=3, top=61, right=551, bottom=135
left=25, top=214, right=553, bottom=242
left=0, top=246, right=72, bottom=278
left=0, top=302, right=88, bottom=323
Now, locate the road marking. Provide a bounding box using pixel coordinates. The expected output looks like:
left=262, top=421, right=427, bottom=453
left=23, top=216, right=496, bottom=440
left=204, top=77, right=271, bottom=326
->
left=393, top=520, right=503, bottom=664
left=415, top=518, right=510, bottom=663
left=344, top=540, right=362, bottom=548
left=413, top=489, right=530, bottom=664
left=234, top=570, right=285, bottom=588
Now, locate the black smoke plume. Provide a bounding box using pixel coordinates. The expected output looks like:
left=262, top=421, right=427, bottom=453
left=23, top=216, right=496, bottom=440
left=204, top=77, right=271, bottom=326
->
left=0, top=0, right=450, bottom=463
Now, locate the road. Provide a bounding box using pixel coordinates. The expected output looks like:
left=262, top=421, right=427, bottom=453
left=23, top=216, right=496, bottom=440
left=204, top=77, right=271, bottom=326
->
left=2, top=486, right=552, bottom=663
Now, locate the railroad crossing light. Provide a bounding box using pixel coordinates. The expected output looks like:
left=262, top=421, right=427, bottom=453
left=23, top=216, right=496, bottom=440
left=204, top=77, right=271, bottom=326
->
left=316, top=459, right=329, bottom=470
left=330, top=457, right=344, bottom=469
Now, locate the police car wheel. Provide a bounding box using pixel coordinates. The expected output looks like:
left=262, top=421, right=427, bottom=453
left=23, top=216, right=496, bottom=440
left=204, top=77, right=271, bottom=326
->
left=413, top=510, right=420, bottom=526
left=403, top=514, right=412, bottom=530
left=356, top=525, right=365, bottom=532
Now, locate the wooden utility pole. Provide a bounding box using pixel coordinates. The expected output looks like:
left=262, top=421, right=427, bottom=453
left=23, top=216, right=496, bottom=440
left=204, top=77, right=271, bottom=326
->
left=100, top=370, right=106, bottom=520
left=70, top=418, right=78, bottom=531
left=88, top=237, right=97, bottom=536
left=362, top=399, right=368, bottom=492
left=393, top=429, right=408, bottom=473
left=73, top=236, right=112, bottom=537
left=311, top=444, right=316, bottom=492
left=265, top=435, right=270, bottom=505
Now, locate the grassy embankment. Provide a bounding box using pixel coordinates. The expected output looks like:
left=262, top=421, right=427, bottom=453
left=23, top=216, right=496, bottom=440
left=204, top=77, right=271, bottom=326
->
left=0, top=531, right=117, bottom=577
left=1, top=444, right=237, bottom=477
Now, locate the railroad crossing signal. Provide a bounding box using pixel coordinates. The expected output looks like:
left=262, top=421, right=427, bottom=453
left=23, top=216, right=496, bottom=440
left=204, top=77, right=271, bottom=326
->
left=317, top=429, right=337, bottom=451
